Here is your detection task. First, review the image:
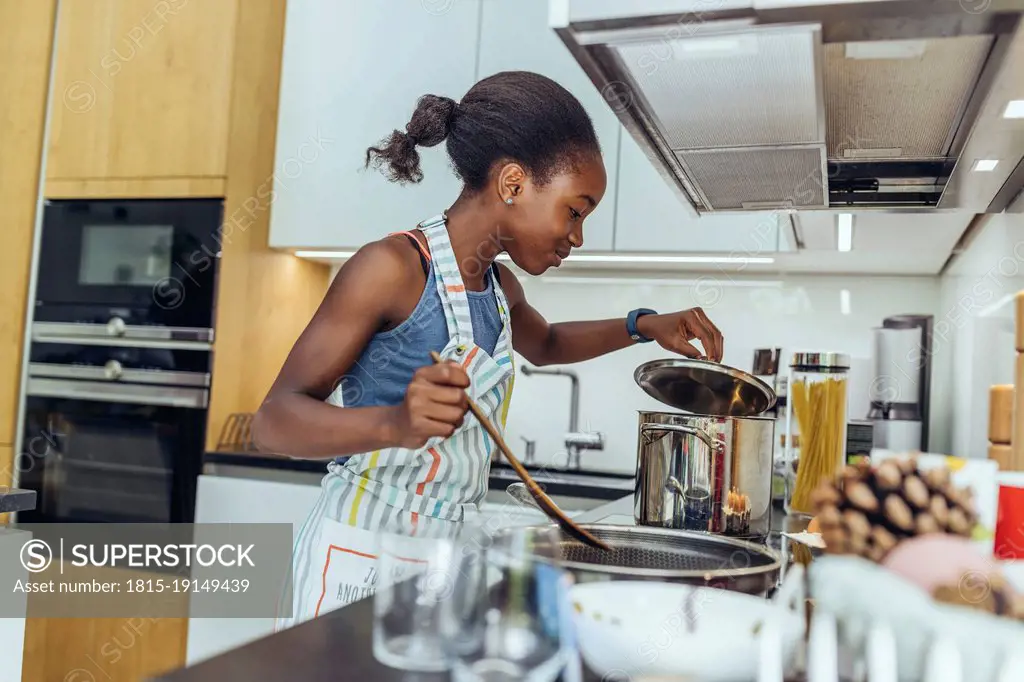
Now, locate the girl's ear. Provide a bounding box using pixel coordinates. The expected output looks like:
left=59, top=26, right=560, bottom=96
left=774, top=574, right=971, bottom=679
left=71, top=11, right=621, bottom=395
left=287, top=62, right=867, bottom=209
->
left=496, top=162, right=527, bottom=204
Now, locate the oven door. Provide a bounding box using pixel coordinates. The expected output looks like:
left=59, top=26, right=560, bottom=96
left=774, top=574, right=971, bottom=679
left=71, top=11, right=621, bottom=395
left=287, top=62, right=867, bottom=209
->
left=17, top=346, right=210, bottom=524
left=35, top=198, right=223, bottom=329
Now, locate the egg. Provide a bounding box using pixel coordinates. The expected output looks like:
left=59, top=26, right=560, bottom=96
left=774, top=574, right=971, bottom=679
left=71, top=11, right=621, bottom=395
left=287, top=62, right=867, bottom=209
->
left=881, top=534, right=999, bottom=596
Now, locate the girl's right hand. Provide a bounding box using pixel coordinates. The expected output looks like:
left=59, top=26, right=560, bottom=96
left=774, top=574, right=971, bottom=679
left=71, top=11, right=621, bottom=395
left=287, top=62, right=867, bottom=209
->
left=390, top=361, right=471, bottom=449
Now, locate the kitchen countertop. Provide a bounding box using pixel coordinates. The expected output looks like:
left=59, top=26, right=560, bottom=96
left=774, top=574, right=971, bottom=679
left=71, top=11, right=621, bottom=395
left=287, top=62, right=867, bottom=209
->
left=0, top=488, right=37, bottom=514
left=153, top=497, right=803, bottom=682
left=204, top=451, right=634, bottom=502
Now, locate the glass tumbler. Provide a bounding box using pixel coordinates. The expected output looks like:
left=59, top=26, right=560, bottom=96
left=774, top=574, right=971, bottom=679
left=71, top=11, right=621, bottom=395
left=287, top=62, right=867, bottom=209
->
left=440, top=524, right=575, bottom=682
left=372, top=531, right=460, bottom=672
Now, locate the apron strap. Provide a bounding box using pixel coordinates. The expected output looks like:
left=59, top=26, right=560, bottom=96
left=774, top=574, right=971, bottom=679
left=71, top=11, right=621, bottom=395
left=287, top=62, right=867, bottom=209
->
left=417, top=214, right=475, bottom=346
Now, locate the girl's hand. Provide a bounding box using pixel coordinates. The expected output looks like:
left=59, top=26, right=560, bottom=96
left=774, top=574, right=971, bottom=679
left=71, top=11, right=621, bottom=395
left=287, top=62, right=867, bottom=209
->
left=389, top=361, right=471, bottom=449
left=636, top=307, right=724, bottom=362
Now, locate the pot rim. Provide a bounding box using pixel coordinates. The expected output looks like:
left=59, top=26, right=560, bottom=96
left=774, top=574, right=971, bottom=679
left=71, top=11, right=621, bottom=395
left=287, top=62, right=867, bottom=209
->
left=636, top=409, right=777, bottom=423
left=493, top=523, right=783, bottom=581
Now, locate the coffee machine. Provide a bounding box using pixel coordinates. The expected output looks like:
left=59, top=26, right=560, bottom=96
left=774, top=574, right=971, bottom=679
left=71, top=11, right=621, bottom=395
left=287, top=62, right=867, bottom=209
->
left=868, top=314, right=933, bottom=452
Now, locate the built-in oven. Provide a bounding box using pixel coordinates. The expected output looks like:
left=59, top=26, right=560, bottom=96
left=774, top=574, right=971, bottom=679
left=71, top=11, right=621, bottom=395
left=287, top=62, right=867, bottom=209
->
left=35, top=198, right=222, bottom=331
left=16, top=198, right=222, bottom=524
left=17, top=342, right=211, bottom=524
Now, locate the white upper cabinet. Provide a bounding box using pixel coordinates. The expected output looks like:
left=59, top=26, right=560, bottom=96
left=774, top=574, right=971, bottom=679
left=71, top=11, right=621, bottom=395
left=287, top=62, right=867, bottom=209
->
left=614, top=132, right=787, bottom=254
left=269, top=0, right=482, bottom=249
left=476, top=0, right=620, bottom=252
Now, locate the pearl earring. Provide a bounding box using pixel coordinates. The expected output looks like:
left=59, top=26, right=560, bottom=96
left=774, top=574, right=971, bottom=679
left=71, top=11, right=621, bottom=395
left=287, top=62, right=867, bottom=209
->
left=505, top=198, right=513, bottom=205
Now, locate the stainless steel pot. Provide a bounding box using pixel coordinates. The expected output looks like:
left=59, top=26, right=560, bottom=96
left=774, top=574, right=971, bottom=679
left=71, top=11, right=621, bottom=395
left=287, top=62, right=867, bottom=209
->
left=634, top=410, right=776, bottom=540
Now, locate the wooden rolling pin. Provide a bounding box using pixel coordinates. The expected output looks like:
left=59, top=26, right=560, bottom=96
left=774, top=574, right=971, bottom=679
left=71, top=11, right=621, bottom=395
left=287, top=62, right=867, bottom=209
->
left=990, top=384, right=1014, bottom=445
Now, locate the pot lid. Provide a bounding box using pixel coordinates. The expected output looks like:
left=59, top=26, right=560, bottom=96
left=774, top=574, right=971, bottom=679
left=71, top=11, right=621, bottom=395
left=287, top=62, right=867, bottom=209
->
left=634, top=358, right=778, bottom=417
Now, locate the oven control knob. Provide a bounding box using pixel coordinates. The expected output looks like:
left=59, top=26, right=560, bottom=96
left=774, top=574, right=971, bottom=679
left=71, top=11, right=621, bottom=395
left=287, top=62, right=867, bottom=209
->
left=103, top=360, right=123, bottom=380
left=107, top=317, right=126, bottom=337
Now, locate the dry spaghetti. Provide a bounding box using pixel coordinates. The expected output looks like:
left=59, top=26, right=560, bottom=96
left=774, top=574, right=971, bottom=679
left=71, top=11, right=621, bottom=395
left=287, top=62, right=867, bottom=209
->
left=789, top=376, right=848, bottom=513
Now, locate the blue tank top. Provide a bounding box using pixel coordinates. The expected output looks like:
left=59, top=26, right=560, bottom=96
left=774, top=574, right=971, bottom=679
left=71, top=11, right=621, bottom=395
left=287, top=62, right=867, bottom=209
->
left=337, top=262, right=502, bottom=409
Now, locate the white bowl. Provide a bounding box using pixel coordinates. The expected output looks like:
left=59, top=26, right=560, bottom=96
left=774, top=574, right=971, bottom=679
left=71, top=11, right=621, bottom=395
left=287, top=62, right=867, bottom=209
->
left=569, top=581, right=802, bottom=682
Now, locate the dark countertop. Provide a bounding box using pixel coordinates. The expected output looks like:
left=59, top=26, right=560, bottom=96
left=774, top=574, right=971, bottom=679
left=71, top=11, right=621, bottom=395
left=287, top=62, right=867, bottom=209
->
left=0, top=488, right=37, bottom=514
left=153, top=591, right=599, bottom=682
left=204, top=451, right=634, bottom=502
left=153, top=497, right=810, bottom=682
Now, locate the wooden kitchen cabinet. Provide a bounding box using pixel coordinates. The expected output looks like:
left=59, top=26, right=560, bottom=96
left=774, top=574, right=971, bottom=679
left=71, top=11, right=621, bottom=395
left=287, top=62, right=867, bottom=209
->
left=268, top=0, right=483, bottom=249
left=476, top=0, right=619, bottom=252
left=45, top=0, right=237, bottom=186
left=0, top=0, right=57, bottom=455
left=613, top=132, right=789, bottom=254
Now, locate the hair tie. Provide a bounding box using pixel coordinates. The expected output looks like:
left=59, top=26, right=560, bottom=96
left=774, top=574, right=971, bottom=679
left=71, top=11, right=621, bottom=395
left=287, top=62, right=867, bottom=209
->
left=406, top=133, right=419, bottom=146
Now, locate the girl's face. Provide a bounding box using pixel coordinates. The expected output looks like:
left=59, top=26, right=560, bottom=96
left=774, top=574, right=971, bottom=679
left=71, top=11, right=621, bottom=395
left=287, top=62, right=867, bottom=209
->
left=499, top=154, right=607, bottom=276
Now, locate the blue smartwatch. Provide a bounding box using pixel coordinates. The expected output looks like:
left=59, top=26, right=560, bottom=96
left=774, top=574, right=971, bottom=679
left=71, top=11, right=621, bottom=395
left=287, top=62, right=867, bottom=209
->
left=627, top=308, right=657, bottom=343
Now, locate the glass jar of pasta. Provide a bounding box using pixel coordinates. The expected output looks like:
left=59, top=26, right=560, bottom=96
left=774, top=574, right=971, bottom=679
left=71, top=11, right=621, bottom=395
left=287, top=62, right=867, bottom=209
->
left=784, top=351, right=850, bottom=515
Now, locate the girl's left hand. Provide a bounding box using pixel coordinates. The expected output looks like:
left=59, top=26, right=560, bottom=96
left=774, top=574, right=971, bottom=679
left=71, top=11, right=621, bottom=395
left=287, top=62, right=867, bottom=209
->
left=636, top=307, right=724, bottom=362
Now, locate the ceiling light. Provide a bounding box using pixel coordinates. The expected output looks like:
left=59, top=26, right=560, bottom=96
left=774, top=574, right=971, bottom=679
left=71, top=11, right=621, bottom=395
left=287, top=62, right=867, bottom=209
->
left=1004, top=100, right=1024, bottom=119
left=972, top=159, right=1000, bottom=172
left=673, top=35, right=758, bottom=58
left=293, top=250, right=775, bottom=265
left=836, top=214, right=853, bottom=252
left=845, top=40, right=926, bottom=60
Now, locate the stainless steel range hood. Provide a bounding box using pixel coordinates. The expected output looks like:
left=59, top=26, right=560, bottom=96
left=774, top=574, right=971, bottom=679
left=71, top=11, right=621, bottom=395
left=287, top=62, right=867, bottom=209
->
left=551, top=0, right=1024, bottom=215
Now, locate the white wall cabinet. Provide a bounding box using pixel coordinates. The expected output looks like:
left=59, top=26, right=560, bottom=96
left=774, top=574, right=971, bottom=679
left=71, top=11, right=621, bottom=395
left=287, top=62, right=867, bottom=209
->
left=476, top=0, right=620, bottom=252
left=269, top=0, right=482, bottom=249
left=614, top=132, right=788, bottom=254
left=268, top=0, right=786, bottom=260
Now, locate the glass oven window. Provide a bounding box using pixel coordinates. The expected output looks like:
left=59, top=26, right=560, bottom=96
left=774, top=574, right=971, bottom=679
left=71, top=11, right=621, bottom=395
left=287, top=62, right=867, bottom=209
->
left=79, top=224, right=174, bottom=286
left=19, top=397, right=205, bottom=524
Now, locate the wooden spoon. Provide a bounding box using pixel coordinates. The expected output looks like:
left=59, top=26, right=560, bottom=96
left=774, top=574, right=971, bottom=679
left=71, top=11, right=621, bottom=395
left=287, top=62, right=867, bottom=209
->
left=429, top=351, right=610, bottom=551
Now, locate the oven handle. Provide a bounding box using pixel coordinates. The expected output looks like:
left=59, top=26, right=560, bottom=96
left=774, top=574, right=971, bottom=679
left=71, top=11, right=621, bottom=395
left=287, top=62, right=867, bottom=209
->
left=26, top=377, right=208, bottom=409
left=29, top=363, right=210, bottom=387
left=31, top=334, right=212, bottom=351
left=33, top=321, right=214, bottom=343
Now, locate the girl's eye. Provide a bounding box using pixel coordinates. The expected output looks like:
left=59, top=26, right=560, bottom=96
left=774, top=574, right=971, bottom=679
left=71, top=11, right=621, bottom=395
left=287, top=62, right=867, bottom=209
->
left=569, top=208, right=582, bottom=221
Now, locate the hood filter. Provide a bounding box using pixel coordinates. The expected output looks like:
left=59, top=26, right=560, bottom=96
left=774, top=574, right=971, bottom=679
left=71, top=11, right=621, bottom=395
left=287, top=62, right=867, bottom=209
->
left=611, top=25, right=826, bottom=211
left=677, top=147, right=826, bottom=210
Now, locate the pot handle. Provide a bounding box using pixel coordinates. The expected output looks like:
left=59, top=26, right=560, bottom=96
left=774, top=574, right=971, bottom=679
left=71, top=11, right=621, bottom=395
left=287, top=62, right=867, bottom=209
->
left=640, top=423, right=718, bottom=450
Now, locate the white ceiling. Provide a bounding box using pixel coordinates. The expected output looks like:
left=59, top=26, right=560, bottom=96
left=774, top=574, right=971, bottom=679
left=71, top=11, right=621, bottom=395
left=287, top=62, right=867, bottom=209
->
left=776, top=209, right=973, bottom=275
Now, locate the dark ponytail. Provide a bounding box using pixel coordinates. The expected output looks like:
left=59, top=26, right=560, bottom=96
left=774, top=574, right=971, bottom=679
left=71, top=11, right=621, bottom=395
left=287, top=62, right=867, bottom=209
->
left=364, top=94, right=457, bottom=184
left=365, top=71, right=600, bottom=190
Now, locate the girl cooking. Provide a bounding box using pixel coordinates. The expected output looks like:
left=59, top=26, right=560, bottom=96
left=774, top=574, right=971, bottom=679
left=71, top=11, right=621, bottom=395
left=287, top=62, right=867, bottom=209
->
left=256, top=70, right=724, bottom=627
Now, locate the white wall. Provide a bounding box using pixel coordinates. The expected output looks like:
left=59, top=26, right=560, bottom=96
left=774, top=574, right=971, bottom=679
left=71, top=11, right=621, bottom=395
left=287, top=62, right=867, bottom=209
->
left=937, top=212, right=1024, bottom=460
left=505, top=271, right=943, bottom=473
left=327, top=260, right=950, bottom=466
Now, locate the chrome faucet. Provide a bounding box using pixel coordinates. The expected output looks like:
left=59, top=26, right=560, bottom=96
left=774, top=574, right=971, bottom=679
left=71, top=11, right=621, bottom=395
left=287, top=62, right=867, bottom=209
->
left=520, top=436, right=536, bottom=465
left=520, top=365, right=604, bottom=469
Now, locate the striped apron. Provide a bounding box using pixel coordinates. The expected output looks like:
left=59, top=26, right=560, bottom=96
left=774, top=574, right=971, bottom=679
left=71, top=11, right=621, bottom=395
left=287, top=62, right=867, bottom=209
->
left=276, top=214, right=515, bottom=629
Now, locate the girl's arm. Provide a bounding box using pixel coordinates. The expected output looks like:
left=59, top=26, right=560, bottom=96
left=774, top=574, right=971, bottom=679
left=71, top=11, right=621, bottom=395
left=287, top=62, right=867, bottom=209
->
left=497, top=264, right=724, bottom=366
left=251, top=240, right=470, bottom=459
